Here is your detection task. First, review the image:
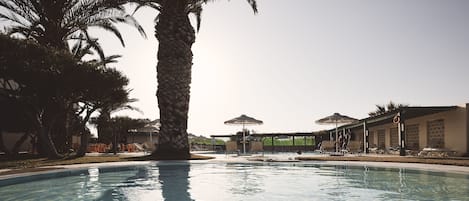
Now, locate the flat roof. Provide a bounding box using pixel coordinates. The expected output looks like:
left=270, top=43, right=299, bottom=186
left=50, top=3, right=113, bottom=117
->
left=336, top=106, right=458, bottom=131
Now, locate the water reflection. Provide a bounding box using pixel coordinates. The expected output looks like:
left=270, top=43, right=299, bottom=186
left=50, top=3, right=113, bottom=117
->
left=158, top=162, right=193, bottom=201
left=226, top=163, right=265, bottom=196
left=92, top=166, right=158, bottom=201
left=85, top=168, right=101, bottom=199
left=324, top=165, right=469, bottom=200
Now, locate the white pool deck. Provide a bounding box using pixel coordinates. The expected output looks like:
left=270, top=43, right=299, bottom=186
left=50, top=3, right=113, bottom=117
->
left=2, top=152, right=469, bottom=181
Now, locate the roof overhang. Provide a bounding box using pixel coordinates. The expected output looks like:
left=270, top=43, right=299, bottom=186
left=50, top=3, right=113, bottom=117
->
left=335, top=106, right=458, bottom=131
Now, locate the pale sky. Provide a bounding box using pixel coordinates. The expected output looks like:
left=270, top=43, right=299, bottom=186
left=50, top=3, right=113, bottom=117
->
left=42, top=0, right=469, bottom=136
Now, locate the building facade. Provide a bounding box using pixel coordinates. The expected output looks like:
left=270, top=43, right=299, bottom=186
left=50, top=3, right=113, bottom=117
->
left=322, top=104, right=469, bottom=156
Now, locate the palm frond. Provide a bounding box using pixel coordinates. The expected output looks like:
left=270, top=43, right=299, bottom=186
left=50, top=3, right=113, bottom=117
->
left=245, top=0, right=258, bottom=14
left=87, top=55, right=122, bottom=66
left=90, top=20, right=126, bottom=47
left=123, top=14, right=147, bottom=38
left=0, top=11, right=29, bottom=27
left=129, top=0, right=162, bottom=15
left=82, top=29, right=106, bottom=63
left=185, top=0, right=258, bottom=31
left=102, top=55, right=122, bottom=64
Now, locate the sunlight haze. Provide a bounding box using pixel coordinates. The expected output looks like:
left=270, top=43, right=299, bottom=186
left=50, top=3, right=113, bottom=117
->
left=87, top=0, right=469, bottom=136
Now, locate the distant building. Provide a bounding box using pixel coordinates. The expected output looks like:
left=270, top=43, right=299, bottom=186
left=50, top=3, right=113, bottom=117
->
left=127, top=119, right=160, bottom=150
left=317, top=103, right=469, bottom=156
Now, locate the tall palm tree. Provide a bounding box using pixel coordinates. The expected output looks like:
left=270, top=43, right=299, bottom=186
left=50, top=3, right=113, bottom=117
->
left=0, top=0, right=146, bottom=60
left=132, top=0, right=257, bottom=159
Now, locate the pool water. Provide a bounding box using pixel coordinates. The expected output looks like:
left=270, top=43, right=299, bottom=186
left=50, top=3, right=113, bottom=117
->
left=1, top=162, right=469, bottom=201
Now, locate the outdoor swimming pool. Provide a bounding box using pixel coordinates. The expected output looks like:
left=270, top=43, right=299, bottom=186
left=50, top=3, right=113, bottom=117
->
left=0, top=161, right=468, bottom=201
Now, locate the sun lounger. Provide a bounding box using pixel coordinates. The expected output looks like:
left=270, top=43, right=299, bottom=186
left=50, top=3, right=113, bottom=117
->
left=320, top=141, right=336, bottom=152
left=347, top=141, right=362, bottom=154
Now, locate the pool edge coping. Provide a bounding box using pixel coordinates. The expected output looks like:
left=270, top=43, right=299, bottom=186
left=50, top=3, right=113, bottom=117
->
left=2, top=157, right=469, bottom=180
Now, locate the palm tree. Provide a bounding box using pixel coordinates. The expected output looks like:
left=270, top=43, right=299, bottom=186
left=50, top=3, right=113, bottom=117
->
left=74, top=72, right=137, bottom=157
left=368, top=101, right=408, bottom=117
left=368, top=105, right=386, bottom=117
left=0, top=0, right=146, bottom=60
left=132, top=0, right=257, bottom=159
left=91, top=97, right=141, bottom=154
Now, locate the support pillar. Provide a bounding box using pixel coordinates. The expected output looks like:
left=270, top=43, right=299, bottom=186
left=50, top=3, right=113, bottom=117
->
left=399, top=122, right=406, bottom=156
left=271, top=136, right=274, bottom=153
left=304, top=136, right=307, bottom=151
left=466, top=103, right=469, bottom=155
left=342, top=128, right=346, bottom=151
left=211, top=137, right=215, bottom=151
left=363, top=121, right=369, bottom=154
left=397, top=112, right=406, bottom=156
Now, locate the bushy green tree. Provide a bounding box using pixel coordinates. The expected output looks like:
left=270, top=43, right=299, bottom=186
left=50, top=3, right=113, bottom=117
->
left=0, top=0, right=147, bottom=158
left=92, top=116, right=148, bottom=153
left=0, top=35, right=131, bottom=158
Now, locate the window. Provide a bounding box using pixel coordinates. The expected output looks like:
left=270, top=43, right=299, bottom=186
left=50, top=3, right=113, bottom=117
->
left=427, top=119, right=444, bottom=148
left=378, top=129, right=385, bottom=149
left=368, top=131, right=375, bottom=147
left=390, top=127, right=399, bottom=147
left=405, top=124, right=419, bottom=150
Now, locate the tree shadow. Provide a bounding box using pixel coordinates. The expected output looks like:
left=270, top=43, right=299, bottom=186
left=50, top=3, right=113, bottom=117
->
left=158, top=161, right=193, bottom=201
left=91, top=162, right=193, bottom=201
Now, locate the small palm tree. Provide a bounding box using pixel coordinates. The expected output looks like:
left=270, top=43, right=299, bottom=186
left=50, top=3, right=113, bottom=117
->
left=368, top=101, right=408, bottom=117
left=132, top=0, right=257, bottom=159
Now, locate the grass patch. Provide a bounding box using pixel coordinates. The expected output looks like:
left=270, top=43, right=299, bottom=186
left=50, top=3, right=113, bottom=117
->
left=0, top=167, right=64, bottom=176
left=0, top=153, right=215, bottom=172
left=0, top=155, right=126, bottom=169
left=263, top=137, right=315, bottom=146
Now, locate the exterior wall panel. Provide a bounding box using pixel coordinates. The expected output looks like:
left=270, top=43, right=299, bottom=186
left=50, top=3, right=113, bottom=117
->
left=377, top=129, right=385, bottom=149
left=390, top=127, right=398, bottom=147
left=427, top=119, right=445, bottom=148
left=405, top=124, right=420, bottom=150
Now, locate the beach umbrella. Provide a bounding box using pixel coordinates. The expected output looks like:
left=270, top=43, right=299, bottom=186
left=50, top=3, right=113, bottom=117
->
left=316, top=113, right=357, bottom=153
left=224, top=114, right=263, bottom=154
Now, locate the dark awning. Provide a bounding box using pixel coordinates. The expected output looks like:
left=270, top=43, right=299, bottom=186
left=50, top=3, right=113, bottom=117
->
left=335, top=106, right=458, bottom=130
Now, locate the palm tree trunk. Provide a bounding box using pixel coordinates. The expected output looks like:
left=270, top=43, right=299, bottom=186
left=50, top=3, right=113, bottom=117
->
left=11, top=132, right=30, bottom=154
left=27, top=110, right=62, bottom=159
left=152, top=0, right=194, bottom=160
left=36, top=123, right=62, bottom=159
left=76, top=108, right=97, bottom=157
left=76, top=131, right=90, bottom=157
left=0, top=129, right=13, bottom=156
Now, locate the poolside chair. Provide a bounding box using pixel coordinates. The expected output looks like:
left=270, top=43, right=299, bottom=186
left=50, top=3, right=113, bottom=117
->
left=320, top=141, right=336, bottom=153
left=225, top=141, right=238, bottom=154
left=347, top=141, right=363, bottom=154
